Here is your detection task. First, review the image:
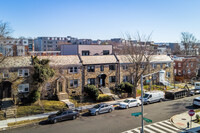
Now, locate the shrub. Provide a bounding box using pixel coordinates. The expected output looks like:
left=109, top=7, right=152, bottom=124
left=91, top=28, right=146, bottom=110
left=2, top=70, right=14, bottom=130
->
left=196, top=114, right=200, bottom=122
left=96, top=94, right=112, bottom=102
left=84, top=85, right=99, bottom=100
left=118, top=82, right=133, bottom=93
left=120, top=93, right=128, bottom=98
left=29, top=90, right=40, bottom=103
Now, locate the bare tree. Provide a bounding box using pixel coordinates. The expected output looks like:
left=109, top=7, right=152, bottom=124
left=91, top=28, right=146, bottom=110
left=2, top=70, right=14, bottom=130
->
left=0, top=20, right=13, bottom=39
left=181, top=32, right=198, bottom=55
left=0, top=20, right=13, bottom=63
left=122, top=32, right=155, bottom=98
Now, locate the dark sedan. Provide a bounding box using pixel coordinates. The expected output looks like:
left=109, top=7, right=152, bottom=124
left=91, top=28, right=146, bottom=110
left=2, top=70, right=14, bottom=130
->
left=48, top=109, right=79, bottom=124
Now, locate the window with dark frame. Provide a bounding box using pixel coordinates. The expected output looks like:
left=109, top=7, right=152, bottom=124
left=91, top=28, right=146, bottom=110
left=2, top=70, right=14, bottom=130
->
left=109, top=65, right=115, bottom=70
left=82, top=51, right=90, bottom=56
left=87, top=78, right=95, bottom=85
left=87, top=65, right=95, bottom=72
left=109, top=76, right=116, bottom=83
left=122, top=65, right=128, bottom=70
left=103, top=50, right=109, bottom=55
left=100, top=65, right=104, bottom=71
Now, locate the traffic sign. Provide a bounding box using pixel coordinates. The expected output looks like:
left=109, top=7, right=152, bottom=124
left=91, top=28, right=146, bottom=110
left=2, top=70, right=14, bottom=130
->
left=188, top=110, right=195, bottom=116
left=143, top=117, right=152, bottom=123
left=131, top=112, right=142, bottom=117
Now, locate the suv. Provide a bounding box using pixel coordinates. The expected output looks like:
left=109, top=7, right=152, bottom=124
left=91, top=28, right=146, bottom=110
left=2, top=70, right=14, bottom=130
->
left=193, top=97, right=200, bottom=106
left=88, top=103, right=114, bottom=115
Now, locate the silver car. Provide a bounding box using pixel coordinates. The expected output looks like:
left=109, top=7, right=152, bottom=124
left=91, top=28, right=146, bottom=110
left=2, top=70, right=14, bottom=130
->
left=88, top=103, right=114, bottom=115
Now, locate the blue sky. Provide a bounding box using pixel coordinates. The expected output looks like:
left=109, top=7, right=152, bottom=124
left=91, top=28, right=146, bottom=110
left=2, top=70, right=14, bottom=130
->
left=1, top=0, right=200, bottom=42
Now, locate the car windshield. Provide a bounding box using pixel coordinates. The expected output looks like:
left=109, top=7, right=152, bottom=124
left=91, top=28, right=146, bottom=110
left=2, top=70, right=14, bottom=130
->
left=123, top=100, right=130, bottom=103
left=143, top=94, right=149, bottom=98
left=56, top=110, right=63, bottom=116
left=93, top=104, right=101, bottom=109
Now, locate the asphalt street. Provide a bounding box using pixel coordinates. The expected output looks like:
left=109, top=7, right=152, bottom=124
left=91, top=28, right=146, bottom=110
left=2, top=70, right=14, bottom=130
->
left=3, top=95, right=200, bottom=133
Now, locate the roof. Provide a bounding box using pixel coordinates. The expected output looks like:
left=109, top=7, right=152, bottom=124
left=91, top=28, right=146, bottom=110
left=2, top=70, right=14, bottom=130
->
left=117, top=55, right=172, bottom=63
left=149, top=55, right=172, bottom=63
left=0, top=56, right=32, bottom=68
left=81, top=55, right=117, bottom=65
left=38, top=55, right=81, bottom=66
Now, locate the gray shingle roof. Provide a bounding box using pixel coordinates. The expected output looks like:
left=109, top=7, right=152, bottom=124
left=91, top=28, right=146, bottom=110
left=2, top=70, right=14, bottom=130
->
left=0, top=56, right=32, bottom=68
left=81, top=55, right=117, bottom=65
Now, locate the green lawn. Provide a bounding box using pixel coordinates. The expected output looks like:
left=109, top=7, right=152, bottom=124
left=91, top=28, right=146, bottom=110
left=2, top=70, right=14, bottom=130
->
left=16, top=100, right=66, bottom=117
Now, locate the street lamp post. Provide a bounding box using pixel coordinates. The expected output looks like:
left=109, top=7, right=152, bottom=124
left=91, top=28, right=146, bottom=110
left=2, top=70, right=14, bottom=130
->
left=140, top=70, right=164, bottom=133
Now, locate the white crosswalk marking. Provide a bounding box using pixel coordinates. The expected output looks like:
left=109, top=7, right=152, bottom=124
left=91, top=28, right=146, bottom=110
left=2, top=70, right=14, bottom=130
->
left=122, top=120, right=180, bottom=133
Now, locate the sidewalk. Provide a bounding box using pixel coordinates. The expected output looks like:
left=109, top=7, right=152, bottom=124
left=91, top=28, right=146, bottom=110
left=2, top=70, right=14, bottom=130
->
left=171, top=111, right=200, bottom=132
left=0, top=98, right=130, bottom=130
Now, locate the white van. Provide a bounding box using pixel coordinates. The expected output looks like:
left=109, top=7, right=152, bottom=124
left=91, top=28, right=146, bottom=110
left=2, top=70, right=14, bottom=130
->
left=195, top=82, right=200, bottom=90
left=140, top=91, right=165, bottom=104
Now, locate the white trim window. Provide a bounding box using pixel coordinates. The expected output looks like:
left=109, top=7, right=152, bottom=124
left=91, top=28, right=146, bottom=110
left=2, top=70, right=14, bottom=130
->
left=187, top=63, right=189, bottom=67
left=178, top=63, right=181, bottom=67
left=152, top=63, right=157, bottom=69
left=178, top=70, right=181, bottom=75
left=188, top=69, right=191, bottom=74
left=70, top=79, right=78, bottom=88
left=18, top=84, right=29, bottom=93
left=18, top=69, right=29, bottom=77
left=123, top=76, right=129, bottom=82
left=3, top=72, right=9, bottom=78
left=69, top=67, right=78, bottom=73
left=167, top=72, right=171, bottom=78
left=191, top=63, right=193, bottom=67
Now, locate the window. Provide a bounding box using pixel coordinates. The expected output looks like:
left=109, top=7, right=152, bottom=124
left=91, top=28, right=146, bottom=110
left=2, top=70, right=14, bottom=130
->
left=174, top=69, right=176, bottom=74
left=187, top=63, right=189, bottom=67
left=70, top=79, right=78, bottom=88
left=178, top=70, right=181, bottom=75
left=183, top=70, right=185, bottom=74
left=82, top=51, right=90, bottom=56
left=122, top=65, right=128, bottom=70
left=109, top=65, right=115, bottom=70
left=168, top=63, right=171, bottom=68
left=100, top=65, right=104, bottom=71
left=109, top=76, right=116, bottom=83
left=87, top=65, right=95, bottom=72
left=18, top=84, right=29, bottom=93
left=191, top=63, right=193, bottom=67
left=87, top=78, right=95, bottom=85
left=18, top=69, right=29, bottom=77
left=123, top=76, right=129, bottom=82
left=152, top=64, right=157, bottom=69
left=188, top=69, right=191, bottom=74
left=178, top=63, right=181, bottom=67
left=69, top=67, right=78, bottom=73
left=3, top=72, right=9, bottom=78
left=140, top=64, right=144, bottom=69
left=160, top=63, right=163, bottom=68
left=103, top=50, right=109, bottom=55
left=167, top=72, right=171, bottom=78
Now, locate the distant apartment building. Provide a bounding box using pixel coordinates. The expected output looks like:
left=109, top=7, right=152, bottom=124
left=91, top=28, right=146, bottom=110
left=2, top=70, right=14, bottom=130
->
left=29, top=51, right=60, bottom=56
left=61, top=44, right=113, bottom=56
left=174, top=56, right=198, bottom=81
left=0, top=38, right=32, bottom=56
left=34, top=37, right=95, bottom=51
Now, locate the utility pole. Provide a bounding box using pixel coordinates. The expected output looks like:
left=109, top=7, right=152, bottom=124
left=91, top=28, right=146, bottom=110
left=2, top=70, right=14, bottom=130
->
left=141, top=74, right=144, bottom=133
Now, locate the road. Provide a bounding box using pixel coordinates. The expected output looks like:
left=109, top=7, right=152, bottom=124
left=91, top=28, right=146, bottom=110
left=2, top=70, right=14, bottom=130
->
left=3, top=95, right=199, bottom=133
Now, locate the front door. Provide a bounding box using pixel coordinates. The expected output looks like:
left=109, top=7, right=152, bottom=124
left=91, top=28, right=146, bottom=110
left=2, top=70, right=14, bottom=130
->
left=99, top=74, right=106, bottom=87
left=0, top=81, right=12, bottom=99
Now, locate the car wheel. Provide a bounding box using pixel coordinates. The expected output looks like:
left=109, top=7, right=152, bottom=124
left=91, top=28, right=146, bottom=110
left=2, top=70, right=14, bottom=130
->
left=53, top=119, right=57, bottom=124
left=108, top=109, right=112, bottom=113
left=137, top=103, right=140, bottom=107
left=126, top=105, right=129, bottom=109
left=72, top=115, right=76, bottom=120
left=95, top=111, right=99, bottom=116
left=159, top=98, right=162, bottom=102
left=146, top=102, right=150, bottom=105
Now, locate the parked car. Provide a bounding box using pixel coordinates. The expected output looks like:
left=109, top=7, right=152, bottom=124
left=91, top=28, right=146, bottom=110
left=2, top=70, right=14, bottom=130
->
left=119, top=98, right=141, bottom=109
left=48, top=109, right=79, bottom=124
left=140, top=91, right=165, bottom=104
left=88, top=103, right=114, bottom=115
left=193, top=97, right=200, bottom=107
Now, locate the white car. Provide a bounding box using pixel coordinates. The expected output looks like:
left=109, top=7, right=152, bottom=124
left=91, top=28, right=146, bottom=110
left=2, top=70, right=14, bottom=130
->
left=193, top=97, right=200, bottom=106
left=119, top=99, right=141, bottom=109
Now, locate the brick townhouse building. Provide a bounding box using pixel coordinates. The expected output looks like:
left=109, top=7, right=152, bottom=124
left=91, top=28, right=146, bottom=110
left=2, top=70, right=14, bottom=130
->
left=174, top=57, right=198, bottom=81
left=0, top=55, right=173, bottom=102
